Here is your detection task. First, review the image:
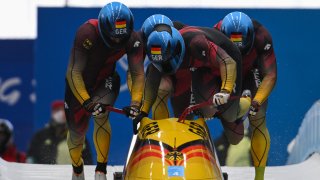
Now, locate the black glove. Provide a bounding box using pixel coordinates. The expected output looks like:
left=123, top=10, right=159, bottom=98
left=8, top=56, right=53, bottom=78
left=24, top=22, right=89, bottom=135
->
left=122, top=105, right=140, bottom=119
left=83, top=99, right=106, bottom=116
left=132, top=111, right=148, bottom=135
left=249, top=100, right=261, bottom=117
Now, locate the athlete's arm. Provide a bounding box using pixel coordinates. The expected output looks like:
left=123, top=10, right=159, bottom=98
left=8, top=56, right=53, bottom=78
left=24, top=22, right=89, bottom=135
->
left=66, top=23, right=96, bottom=104
left=140, top=64, right=162, bottom=114
left=253, top=28, right=277, bottom=105
left=215, top=46, right=237, bottom=94
left=189, top=35, right=236, bottom=94
left=127, top=32, right=145, bottom=107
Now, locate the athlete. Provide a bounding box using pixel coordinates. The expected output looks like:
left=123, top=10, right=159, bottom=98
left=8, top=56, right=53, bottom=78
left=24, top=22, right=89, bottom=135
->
left=124, top=14, right=175, bottom=120
left=64, top=2, right=144, bottom=180
left=134, top=25, right=251, bottom=146
left=215, top=11, right=277, bottom=180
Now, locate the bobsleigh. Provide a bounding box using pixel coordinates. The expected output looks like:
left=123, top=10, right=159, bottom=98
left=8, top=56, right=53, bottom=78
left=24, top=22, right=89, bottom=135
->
left=106, top=104, right=227, bottom=180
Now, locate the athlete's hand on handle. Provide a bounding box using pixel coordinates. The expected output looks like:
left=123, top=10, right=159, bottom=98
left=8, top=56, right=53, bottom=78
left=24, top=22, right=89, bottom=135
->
left=212, top=90, right=230, bottom=106
left=249, top=100, right=260, bottom=116
left=83, top=99, right=106, bottom=116
left=122, top=105, right=140, bottom=119
left=132, top=111, right=148, bottom=135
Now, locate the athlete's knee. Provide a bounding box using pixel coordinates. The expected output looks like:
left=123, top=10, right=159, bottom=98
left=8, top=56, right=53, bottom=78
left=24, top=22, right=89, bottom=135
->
left=158, top=89, right=171, bottom=98
left=221, top=119, right=245, bottom=145
left=68, top=130, right=85, bottom=145
left=249, top=112, right=266, bottom=127
left=93, top=116, right=111, bottom=132
left=237, top=97, right=251, bottom=118
left=159, top=75, right=173, bottom=92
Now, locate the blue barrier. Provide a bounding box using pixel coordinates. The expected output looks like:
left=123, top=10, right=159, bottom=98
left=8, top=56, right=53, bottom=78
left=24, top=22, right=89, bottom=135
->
left=31, top=8, right=320, bottom=166
left=0, top=40, right=34, bottom=152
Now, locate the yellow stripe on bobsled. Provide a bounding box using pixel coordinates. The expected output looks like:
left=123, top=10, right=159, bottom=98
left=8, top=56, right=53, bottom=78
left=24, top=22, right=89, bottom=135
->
left=124, top=117, right=223, bottom=180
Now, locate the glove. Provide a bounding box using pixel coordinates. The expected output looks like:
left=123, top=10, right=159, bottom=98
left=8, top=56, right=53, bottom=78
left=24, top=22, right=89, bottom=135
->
left=132, top=111, right=148, bottom=135
left=212, top=91, right=230, bottom=106
left=249, top=100, right=261, bottom=116
left=83, top=99, right=106, bottom=116
left=122, top=105, right=140, bottom=119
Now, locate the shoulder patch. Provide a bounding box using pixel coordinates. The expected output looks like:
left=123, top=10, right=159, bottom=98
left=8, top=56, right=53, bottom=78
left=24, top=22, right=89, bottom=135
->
left=83, top=38, right=93, bottom=50
left=202, top=50, right=206, bottom=57
left=264, top=43, right=271, bottom=51
left=134, top=41, right=141, bottom=48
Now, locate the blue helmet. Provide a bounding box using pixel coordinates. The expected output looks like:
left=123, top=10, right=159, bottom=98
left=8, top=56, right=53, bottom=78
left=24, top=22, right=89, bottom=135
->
left=141, top=14, right=174, bottom=40
left=221, top=11, right=254, bottom=55
left=98, top=2, right=134, bottom=48
left=146, top=26, right=185, bottom=74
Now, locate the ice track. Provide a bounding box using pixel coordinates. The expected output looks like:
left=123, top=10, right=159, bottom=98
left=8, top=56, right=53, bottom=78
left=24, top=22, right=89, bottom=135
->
left=1, top=153, right=320, bottom=180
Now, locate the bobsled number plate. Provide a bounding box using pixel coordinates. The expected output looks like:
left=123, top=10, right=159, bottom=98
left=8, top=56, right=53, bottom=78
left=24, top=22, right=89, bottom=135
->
left=168, top=166, right=184, bottom=177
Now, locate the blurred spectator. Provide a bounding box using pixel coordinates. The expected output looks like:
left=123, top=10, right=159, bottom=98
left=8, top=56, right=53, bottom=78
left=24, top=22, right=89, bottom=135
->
left=27, top=100, right=93, bottom=164
left=0, top=118, right=26, bottom=163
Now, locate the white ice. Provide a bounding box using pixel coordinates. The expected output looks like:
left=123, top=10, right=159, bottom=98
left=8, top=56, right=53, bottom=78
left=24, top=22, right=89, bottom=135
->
left=1, top=153, right=320, bottom=180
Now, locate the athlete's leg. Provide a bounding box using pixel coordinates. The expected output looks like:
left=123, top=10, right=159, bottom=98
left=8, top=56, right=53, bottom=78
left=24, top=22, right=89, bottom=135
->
left=219, top=95, right=251, bottom=145
left=191, top=69, right=218, bottom=118
left=65, top=85, right=91, bottom=175
left=191, top=68, right=249, bottom=144
left=127, top=71, right=172, bottom=120
left=92, top=112, right=112, bottom=173
left=242, top=70, right=271, bottom=180
left=249, top=101, right=270, bottom=180
left=171, top=71, right=192, bottom=118
left=91, top=72, right=120, bottom=174
left=238, top=95, right=251, bottom=118
left=171, top=90, right=192, bottom=118
left=152, top=75, right=173, bottom=119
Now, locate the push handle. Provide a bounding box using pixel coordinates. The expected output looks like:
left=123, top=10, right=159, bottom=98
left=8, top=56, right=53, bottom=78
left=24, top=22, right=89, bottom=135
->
left=178, top=101, right=213, bottom=122
left=105, top=105, right=126, bottom=115
left=178, top=96, right=242, bottom=123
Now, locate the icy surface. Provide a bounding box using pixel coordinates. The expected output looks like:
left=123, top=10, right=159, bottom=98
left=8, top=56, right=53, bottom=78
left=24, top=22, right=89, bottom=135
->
left=1, top=153, right=320, bottom=180
left=222, top=153, right=320, bottom=180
